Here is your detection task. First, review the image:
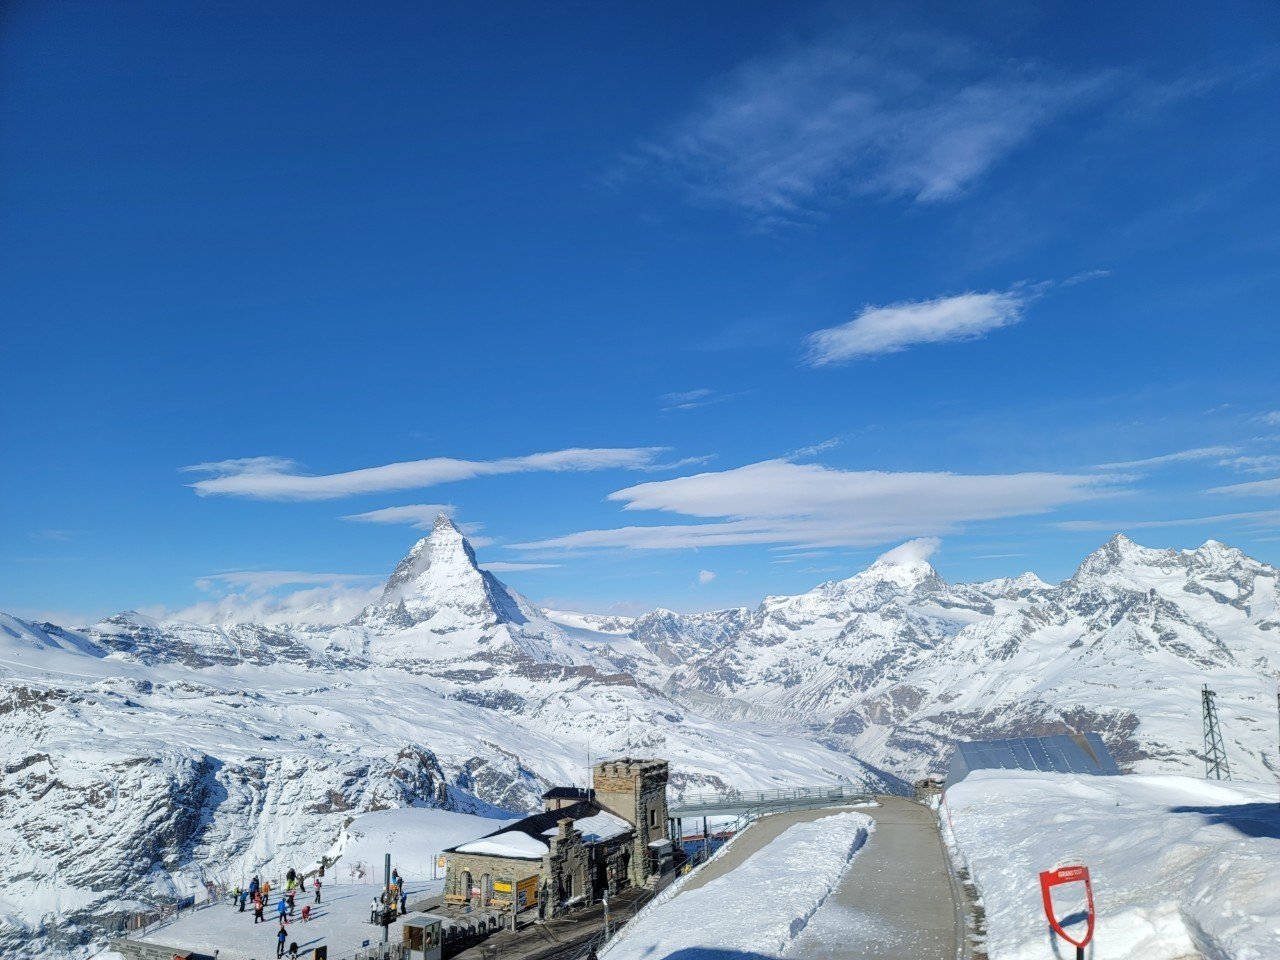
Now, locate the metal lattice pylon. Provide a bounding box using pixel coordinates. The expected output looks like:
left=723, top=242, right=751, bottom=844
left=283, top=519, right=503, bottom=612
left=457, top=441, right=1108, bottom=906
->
left=1202, top=684, right=1231, bottom=780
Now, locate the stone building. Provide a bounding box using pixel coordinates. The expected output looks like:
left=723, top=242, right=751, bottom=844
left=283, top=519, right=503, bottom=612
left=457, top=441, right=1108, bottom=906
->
left=442, top=758, right=670, bottom=918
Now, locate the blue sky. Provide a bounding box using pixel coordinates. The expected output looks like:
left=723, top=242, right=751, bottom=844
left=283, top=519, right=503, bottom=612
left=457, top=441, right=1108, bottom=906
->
left=2, top=1, right=1278, bottom=622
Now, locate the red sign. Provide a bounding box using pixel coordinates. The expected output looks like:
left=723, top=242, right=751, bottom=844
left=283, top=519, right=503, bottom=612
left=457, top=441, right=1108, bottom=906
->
left=1038, top=865, right=1095, bottom=950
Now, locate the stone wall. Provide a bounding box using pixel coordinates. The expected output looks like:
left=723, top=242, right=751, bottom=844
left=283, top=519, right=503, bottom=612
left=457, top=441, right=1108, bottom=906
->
left=592, top=759, right=669, bottom=886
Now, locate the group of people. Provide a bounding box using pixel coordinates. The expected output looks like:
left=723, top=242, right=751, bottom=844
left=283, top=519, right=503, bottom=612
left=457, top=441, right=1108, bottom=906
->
left=229, top=867, right=323, bottom=958
left=368, top=868, right=409, bottom=924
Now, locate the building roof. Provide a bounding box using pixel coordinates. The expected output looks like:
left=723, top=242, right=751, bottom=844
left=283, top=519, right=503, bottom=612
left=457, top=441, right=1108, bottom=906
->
left=541, top=786, right=593, bottom=801
left=542, top=808, right=631, bottom=844
left=447, top=800, right=631, bottom=860
left=945, top=732, right=1121, bottom=790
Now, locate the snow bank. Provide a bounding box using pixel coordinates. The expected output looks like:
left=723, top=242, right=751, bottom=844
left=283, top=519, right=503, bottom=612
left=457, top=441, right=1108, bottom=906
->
left=944, top=770, right=1280, bottom=960
left=603, top=811, right=872, bottom=960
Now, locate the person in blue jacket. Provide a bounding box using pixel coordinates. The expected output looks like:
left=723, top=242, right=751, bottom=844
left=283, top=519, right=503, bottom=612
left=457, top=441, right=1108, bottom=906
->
left=276, top=925, right=287, bottom=958
left=276, top=898, right=288, bottom=922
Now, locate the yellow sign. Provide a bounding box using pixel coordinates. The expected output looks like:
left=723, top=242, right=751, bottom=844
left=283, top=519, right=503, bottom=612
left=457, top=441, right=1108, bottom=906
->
left=493, top=880, right=513, bottom=894
left=516, top=875, right=539, bottom=911
left=436, top=855, right=447, bottom=870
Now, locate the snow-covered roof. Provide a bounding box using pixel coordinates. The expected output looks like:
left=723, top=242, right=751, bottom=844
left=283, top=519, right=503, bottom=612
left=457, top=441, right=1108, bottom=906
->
left=542, top=809, right=631, bottom=844
left=448, top=800, right=633, bottom=860
left=453, top=832, right=549, bottom=859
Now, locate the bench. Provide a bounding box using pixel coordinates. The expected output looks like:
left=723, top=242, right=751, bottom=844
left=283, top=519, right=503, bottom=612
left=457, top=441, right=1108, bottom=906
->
left=444, top=894, right=469, bottom=904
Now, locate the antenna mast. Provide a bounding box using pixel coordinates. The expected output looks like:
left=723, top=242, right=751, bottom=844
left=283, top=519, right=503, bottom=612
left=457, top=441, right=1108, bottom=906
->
left=1202, top=684, right=1231, bottom=781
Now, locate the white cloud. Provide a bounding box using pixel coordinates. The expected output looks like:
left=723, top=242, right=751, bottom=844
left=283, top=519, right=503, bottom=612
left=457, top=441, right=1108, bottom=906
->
left=165, top=570, right=384, bottom=626
left=875, top=538, right=941, bottom=565
left=482, top=562, right=561, bottom=573
left=512, top=459, right=1121, bottom=551
left=342, top=504, right=455, bottom=530
left=629, top=27, right=1110, bottom=221
left=1098, top=445, right=1238, bottom=469
left=183, top=447, right=666, bottom=501
left=806, top=291, right=1025, bottom=364
left=698, top=569, right=716, bottom=585
left=1254, top=411, right=1280, bottom=426
left=169, top=583, right=382, bottom=627
left=1207, top=478, right=1280, bottom=498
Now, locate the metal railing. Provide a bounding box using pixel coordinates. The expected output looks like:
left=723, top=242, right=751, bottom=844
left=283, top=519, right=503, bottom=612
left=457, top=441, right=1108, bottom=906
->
left=670, top=784, right=870, bottom=815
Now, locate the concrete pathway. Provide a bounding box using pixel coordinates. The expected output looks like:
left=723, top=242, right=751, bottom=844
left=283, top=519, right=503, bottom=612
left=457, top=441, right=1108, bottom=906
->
left=675, top=798, right=957, bottom=960
left=791, top=797, right=955, bottom=960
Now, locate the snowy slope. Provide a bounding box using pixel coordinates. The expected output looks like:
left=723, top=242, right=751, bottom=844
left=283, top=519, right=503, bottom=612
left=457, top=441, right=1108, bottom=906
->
left=944, top=770, right=1280, bottom=960
left=0, top=517, right=885, bottom=960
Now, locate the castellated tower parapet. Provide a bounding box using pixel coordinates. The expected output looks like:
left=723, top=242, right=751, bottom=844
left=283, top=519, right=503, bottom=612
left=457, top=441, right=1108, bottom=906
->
left=592, top=758, right=669, bottom=885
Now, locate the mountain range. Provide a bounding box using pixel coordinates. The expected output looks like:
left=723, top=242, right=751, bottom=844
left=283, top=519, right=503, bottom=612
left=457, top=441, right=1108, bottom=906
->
left=2, top=514, right=1277, bottom=958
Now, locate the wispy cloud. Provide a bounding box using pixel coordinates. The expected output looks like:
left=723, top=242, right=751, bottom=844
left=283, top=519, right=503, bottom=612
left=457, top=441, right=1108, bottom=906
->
left=1255, top=411, right=1280, bottom=426
left=1218, top=455, right=1280, bottom=474
left=788, top=438, right=843, bottom=459
left=626, top=26, right=1112, bottom=222
left=1207, top=477, right=1280, bottom=498
left=697, top=569, right=716, bottom=585
left=660, top=388, right=722, bottom=411
left=30, top=529, right=73, bottom=542
left=482, top=562, right=561, bottom=573
left=183, top=447, right=667, bottom=501
left=194, top=570, right=381, bottom=592
left=806, top=290, right=1026, bottom=364
left=512, top=459, right=1122, bottom=551
left=342, top=504, right=455, bottom=530
left=1057, top=509, right=1280, bottom=531
left=1098, top=445, right=1239, bottom=469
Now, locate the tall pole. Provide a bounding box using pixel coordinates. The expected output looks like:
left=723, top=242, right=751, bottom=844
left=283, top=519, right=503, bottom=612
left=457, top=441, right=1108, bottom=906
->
left=383, top=852, right=391, bottom=945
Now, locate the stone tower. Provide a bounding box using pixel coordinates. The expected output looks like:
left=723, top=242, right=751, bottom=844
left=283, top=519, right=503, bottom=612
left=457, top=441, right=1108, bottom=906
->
left=592, top=758, right=669, bottom=885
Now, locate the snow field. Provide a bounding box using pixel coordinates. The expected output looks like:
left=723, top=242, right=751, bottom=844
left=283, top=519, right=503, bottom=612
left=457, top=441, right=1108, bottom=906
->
left=943, top=770, right=1280, bottom=960
left=128, top=880, right=432, bottom=960
left=602, top=812, right=873, bottom=960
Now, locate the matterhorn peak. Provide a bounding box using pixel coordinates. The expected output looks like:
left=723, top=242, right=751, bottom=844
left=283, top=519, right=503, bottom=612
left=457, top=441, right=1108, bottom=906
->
left=379, top=514, right=482, bottom=609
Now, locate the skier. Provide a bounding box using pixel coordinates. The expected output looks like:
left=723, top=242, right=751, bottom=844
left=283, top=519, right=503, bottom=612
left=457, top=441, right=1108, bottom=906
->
left=370, top=896, right=379, bottom=924
left=276, top=897, right=287, bottom=923
left=288, top=943, right=299, bottom=960
left=249, top=876, right=260, bottom=899
left=286, top=890, right=295, bottom=917
left=399, top=887, right=407, bottom=915
left=301, top=905, right=311, bottom=923
left=275, top=926, right=287, bottom=959
left=286, top=867, right=296, bottom=885
left=313, top=877, right=322, bottom=905
left=253, top=893, right=265, bottom=924
left=239, top=889, right=248, bottom=913
left=262, top=880, right=271, bottom=904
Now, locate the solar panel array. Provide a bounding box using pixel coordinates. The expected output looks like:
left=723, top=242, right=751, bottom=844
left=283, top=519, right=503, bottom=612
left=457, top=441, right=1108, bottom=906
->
left=945, top=732, right=1121, bottom=790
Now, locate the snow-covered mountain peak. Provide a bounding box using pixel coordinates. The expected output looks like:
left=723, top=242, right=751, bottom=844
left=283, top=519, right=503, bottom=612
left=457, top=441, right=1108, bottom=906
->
left=380, top=514, right=481, bottom=606
left=968, top=572, right=1053, bottom=600
left=1069, top=532, right=1178, bottom=582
